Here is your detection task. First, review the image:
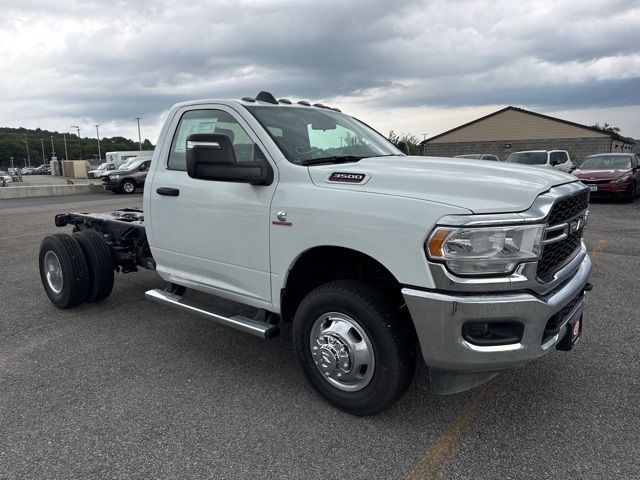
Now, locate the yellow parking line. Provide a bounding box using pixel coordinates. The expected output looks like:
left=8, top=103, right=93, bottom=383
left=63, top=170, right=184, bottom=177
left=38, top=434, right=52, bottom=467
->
left=405, top=378, right=505, bottom=480
left=589, top=239, right=607, bottom=263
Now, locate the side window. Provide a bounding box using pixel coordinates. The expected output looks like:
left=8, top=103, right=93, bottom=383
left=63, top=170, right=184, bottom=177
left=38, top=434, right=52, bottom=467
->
left=168, top=109, right=261, bottom=171
left=550, top=152, right=564, bottom=164
left=108, top=164, right=115, bottom=170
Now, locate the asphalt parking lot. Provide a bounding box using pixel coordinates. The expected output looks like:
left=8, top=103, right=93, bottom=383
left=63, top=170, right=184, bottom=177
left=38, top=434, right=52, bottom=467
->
left=1, top=193, right=639, bottom=479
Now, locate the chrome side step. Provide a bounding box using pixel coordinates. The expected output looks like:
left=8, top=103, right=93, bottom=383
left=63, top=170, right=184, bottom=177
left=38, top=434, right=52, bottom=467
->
left=145, top=288, right=280, bottom=339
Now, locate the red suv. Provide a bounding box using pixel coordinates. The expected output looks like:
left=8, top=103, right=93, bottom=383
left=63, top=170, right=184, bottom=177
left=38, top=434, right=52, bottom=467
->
left=573, top=153, right=640, bottom=202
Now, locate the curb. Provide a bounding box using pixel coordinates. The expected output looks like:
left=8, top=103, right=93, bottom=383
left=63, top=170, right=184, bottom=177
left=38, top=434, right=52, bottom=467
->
left=0, top=184, right=105, bottom=199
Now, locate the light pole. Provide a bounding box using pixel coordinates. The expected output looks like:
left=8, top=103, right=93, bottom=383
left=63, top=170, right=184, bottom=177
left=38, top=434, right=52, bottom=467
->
left=95, top=124, right=102, bottom=160
left=50, top=136, right=56, bottom=160
left=70, top=126, right=82, bottom=159
left=63, top=133, right=69, bottom=160
left=23, top=134, right=31, bottom=166
left=134, top=117, right=142, bottom=151
left=40, top=138, right=46, bottom=165
left=10, top=157, right=14, bottom=169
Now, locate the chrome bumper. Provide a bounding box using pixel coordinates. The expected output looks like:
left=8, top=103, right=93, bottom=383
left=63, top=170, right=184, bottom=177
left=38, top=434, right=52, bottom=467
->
left=402, top=253, right=591, bottom=372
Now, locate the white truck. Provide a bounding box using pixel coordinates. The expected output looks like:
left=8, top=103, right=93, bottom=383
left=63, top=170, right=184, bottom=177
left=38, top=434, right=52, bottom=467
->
left=38, top=92, right=592, bottom=415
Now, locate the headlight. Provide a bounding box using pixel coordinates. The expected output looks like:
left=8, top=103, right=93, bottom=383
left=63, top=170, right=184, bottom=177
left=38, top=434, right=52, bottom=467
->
left=612, top=174, right=630, bottom=184
left=426, top=224, right=544, bottom=275
left=110, top=175, right=120, bottom=180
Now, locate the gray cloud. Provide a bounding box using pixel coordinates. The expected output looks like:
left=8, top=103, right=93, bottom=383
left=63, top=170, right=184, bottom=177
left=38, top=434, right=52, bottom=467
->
left=0, top=0, right=639, bottom=137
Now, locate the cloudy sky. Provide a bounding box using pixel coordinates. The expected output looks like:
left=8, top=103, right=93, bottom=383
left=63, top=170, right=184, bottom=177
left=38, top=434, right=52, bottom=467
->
left=1, top=0, right=639, bottom=144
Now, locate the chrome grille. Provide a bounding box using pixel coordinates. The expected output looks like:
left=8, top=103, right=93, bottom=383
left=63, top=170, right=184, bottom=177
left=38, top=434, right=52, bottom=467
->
left=537, top=189, right=588, bottom=283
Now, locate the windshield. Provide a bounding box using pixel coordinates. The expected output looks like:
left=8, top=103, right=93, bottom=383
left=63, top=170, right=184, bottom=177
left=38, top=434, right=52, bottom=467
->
left=122, top=159, right=146, bottom=171
left=507, top=152, right=547, bottom=165
left=97, top=163, right=110, bottom=170
left=579, top=156, right=631, bottom=170
left=246, top=106, right=402, bottom=165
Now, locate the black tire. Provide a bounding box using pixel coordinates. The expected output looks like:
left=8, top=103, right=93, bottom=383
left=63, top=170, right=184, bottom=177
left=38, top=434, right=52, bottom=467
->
left=73, top=231, right=114, bottom=302
left=39, top=233, right=90, bottom=309
left=624, top=188, right=635, bottom=203
left=292, top=280, right=415, bottom=416
left=120, top=179, right=136, bottom=194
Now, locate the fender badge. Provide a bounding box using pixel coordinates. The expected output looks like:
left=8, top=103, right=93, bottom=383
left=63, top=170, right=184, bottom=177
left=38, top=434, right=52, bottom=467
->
left=273, top=211, right=292, bottom=226
left=328, top=172, right=366, bottom=183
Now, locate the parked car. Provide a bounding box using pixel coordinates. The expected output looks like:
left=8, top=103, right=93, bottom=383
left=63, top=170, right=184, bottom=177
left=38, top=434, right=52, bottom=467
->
left=38, top=91, right=591, bottom=415
left=0, top=171, right=11, bottom=187
left=101, top=158, right=151, bottom=193
left=98, top=156, right=144, bottom=178
left=455, top=154, right=501, bottom=161
left=21, top=166, right=37, bottom=175
left=573, top=153, right=639, bottom=202
left=87, top=162, right=117, bottom=179
left=35, top=164, right=51, bottom=175
left=506, top=150, right=573, bottom=172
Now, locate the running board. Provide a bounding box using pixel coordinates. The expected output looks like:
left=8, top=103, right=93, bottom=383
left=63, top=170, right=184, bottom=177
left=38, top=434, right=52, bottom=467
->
left=145, top=288, right=280, bottom=339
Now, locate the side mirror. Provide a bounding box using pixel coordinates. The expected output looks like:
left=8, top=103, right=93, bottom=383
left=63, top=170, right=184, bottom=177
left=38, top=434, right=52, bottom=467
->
left=186, top=133, right=273, bottom=185
left=397, top=140, right=410, bottom=156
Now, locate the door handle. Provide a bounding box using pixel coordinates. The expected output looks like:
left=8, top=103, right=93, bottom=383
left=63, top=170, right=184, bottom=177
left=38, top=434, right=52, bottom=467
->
left=156, top=187, right=180, bottom=197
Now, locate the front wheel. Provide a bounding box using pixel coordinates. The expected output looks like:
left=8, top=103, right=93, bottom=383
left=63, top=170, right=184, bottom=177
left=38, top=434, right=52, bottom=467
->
left=292, top=280, right=415, bottom=416
left=120, top=180, right=136, bottom=194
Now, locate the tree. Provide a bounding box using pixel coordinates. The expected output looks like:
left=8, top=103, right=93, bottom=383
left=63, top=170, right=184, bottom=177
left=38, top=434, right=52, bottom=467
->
left=591, top=122, right=621, bottom=134
left=388, top=131, right=422, bottom=155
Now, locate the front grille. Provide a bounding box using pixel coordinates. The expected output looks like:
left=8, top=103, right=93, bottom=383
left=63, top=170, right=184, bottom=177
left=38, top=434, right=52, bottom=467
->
left=538, top=231, right=582, bottom=282
left=537, top=189, right=588, bottom=283
left=547, top=189, right=589, bottom=224
left=582, top=179, right=610, bottom=185
left=542, top=292, right=584, bottom=343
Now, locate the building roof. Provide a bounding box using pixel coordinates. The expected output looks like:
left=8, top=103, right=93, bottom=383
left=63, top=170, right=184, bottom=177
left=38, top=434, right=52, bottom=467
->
left=421, top=106, right=635, bottom=145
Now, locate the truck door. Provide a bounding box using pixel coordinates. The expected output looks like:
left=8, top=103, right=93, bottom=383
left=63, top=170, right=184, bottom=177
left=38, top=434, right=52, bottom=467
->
left=147, top=105, right=277, bottom=307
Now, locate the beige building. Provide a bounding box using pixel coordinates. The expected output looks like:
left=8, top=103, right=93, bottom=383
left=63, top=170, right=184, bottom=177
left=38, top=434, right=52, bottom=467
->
left=421, top=106, right=636, bottom=162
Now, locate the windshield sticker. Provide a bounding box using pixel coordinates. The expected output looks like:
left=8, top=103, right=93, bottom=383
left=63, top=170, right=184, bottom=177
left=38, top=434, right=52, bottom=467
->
left=175, top=119, right=217, bottom=152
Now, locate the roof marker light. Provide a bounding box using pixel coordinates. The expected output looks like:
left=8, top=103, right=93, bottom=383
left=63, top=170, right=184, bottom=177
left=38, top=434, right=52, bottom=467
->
left=255, top=91, right=278, bottom=104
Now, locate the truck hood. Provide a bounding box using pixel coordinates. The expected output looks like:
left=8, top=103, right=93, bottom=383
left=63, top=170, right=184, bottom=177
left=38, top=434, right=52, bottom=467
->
left=308, top=156, right=578, bottom=214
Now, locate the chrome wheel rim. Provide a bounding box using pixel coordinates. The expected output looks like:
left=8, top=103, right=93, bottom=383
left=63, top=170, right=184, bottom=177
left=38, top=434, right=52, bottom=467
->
left=123, top=182, right=134, bottom=193
left=309, top=312, right=375, bottom=392
left=44, top=250, right=63, bottom=294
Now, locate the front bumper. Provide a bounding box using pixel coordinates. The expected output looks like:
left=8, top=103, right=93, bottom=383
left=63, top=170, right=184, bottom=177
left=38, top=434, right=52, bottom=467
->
left=403, top=253, right=591, bottom=373
left=581, top=181, right=633, bottom=198
left=101, top=178, right=119, bottom=191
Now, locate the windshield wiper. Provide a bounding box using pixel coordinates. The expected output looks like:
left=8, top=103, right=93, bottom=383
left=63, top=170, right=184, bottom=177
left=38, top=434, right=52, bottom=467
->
left=300, top=155, right=364, bottom=166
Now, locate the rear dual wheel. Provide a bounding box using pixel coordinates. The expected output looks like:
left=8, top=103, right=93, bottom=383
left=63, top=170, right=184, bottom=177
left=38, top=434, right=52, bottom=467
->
left=39, top=232, right=114, bottom=309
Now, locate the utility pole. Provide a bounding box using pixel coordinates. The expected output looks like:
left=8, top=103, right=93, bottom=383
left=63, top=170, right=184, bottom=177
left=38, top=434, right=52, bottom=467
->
left=50, top=136, right=56, bottom=159
left=134, top=117, right=142, bottom=150
left=10, top=157, right=14, bottom=169
left=63, top=133, right=69, bottom=160
left=70, top=126, right=82, bottom=159
left=40, top=138, right=46, bottom=165
left=95, top=125, right=102, bottom=160
left=23, top=134, right=31, bottom=166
